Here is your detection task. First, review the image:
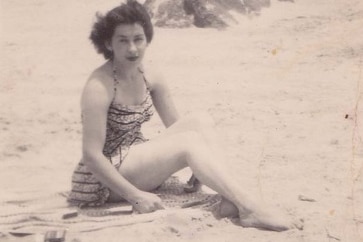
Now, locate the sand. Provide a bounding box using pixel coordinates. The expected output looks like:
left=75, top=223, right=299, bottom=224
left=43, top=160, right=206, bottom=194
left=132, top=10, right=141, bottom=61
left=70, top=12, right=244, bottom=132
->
left=1, top=0, right=363, bottom=241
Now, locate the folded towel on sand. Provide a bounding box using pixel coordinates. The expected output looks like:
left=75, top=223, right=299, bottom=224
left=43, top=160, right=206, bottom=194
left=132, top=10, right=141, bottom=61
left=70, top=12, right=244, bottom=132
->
left=0, top=177, right=221, bottom=234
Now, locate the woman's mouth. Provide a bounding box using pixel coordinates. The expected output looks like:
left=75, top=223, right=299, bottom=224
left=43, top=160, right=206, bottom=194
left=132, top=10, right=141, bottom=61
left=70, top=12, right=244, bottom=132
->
left=126, top=56, right=139, bottom=61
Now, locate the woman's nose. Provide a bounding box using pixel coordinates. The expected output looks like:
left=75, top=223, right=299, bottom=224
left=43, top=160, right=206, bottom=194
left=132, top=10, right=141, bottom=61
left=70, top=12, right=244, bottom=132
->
left=128, top=42, right=137, bottom=53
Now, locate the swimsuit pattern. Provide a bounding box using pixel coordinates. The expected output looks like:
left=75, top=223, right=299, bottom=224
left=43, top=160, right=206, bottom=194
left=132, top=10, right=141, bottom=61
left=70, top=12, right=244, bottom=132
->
left=68, top=71, right=154, bottom=207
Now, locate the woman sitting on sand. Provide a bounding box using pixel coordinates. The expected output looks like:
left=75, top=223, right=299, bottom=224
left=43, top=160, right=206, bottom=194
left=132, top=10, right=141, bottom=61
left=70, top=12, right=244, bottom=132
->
left=68, top=0, right=298, bottom=231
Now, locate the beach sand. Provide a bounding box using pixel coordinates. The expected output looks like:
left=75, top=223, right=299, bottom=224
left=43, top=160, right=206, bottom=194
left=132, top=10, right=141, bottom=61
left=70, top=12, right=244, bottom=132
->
left=1, top=0, right=363, bottom=241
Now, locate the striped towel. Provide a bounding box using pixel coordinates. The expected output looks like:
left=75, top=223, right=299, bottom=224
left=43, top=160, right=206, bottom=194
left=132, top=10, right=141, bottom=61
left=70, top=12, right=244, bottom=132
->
left=0, top=176, right=221, bottom=234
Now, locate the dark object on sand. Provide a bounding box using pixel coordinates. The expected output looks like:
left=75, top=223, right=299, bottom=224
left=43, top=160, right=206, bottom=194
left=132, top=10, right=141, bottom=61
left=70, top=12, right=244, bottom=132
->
left=44, top=230, right=66, bottom=242
left=184, top=174, right=202, bottom=193
left=145, top=0, right=265, bottom=29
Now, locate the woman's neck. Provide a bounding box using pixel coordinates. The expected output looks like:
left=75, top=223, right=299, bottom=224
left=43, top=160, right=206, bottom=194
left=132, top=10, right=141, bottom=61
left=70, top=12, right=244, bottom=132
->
left=111, top=60, right=140, bottom=82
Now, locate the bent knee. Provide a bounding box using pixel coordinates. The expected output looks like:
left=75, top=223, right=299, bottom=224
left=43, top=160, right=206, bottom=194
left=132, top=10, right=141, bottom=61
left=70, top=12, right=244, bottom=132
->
left=178, top=131, right=207, bottom=153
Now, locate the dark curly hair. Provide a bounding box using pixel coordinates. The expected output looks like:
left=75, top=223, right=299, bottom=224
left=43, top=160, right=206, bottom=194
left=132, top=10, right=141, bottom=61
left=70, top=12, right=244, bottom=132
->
left=90, top=0, right=153, bottom=59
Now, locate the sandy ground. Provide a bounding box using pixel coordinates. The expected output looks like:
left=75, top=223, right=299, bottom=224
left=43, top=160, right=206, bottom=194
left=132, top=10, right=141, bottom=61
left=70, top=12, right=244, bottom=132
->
left=1, top=0, right=363, bottom=241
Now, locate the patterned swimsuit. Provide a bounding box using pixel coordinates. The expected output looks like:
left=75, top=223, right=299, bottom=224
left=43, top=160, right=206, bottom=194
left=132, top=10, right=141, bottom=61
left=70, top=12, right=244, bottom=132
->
left=68, top=70, right=154, bottom=207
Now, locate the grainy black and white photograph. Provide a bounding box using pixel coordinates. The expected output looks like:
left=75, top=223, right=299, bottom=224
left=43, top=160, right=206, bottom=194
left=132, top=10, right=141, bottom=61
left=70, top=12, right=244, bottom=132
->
left=1, top=0, right=362, bottom=241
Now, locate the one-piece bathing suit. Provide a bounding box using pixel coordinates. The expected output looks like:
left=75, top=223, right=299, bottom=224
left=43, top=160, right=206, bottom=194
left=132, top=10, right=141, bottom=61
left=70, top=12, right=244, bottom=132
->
left=68, top=68, right=154, bottom=207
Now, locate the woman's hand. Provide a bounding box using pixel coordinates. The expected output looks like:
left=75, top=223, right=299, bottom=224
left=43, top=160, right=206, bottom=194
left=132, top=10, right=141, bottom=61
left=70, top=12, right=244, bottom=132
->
left=130, top=191, right=164, bottom=214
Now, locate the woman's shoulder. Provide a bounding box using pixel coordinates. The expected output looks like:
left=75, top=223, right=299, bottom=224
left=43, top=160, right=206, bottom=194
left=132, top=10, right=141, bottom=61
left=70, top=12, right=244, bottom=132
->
left=82, top=63, right=114, bottom=105
left=88, top=62, right=113, bottom=84
left=142, top=62, right=166, bottom=90
left=85, top=63, right=113, bottom=91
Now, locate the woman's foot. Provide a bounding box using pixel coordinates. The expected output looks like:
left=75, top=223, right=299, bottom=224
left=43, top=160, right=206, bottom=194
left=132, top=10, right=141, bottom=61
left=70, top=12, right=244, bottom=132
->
left=215, top=197, right=303, bottom=231
left=239, top=208, right=303, bottom=232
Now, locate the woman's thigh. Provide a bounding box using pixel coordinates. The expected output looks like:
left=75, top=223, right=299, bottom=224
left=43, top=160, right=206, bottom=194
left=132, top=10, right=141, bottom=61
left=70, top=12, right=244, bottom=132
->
left=118, top=132, right=194, bottom=192
left=108, top=114, right=212, bottom=201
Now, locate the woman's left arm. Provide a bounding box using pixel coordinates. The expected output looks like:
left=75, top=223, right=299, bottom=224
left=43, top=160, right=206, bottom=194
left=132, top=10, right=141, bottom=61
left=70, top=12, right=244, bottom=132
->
left=148, top=70, right=180, bottom=128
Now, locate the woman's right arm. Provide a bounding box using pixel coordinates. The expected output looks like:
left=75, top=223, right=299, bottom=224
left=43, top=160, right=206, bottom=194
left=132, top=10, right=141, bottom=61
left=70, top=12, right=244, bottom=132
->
left=81, top=76, right=163, bottom=213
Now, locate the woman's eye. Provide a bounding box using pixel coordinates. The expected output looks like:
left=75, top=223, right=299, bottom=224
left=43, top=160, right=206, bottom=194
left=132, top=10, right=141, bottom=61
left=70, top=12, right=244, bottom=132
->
left=119, top=39, right=128, bottom=43
left=135, top=38, right=144, bottom=43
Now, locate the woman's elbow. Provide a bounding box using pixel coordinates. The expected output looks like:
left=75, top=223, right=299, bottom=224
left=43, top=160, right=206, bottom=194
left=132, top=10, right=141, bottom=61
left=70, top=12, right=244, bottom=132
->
left=82, top=148, right=102, bottom=166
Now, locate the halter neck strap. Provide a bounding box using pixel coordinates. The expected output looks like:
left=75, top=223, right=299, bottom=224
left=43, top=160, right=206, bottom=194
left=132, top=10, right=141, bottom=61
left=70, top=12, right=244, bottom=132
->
left=111, top=66, right=151, bottom=103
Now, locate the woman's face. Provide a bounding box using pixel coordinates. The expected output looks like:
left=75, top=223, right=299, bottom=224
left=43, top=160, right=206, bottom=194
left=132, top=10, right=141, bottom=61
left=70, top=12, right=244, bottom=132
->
left=108, top=23, right=148, bottom=65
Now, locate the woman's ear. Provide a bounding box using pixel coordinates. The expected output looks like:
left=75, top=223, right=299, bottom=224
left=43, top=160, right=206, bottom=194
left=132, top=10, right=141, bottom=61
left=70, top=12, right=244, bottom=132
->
left=105, top=41, right=112, bottom=52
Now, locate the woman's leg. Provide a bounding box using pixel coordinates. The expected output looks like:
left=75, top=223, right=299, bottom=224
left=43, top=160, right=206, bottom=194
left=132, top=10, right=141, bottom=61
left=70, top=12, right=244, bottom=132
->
left=115, top=112, right=229, bottom=191
left=140, top=113, right=247, bottom=217
left=109, top=114, right=297, bottom=231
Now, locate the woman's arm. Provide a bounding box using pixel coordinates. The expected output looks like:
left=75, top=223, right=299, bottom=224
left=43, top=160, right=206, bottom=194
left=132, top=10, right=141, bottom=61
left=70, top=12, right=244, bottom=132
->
left=81, top=74, right=162, bottom=212
left=145, top=67, right=202, bottom=192
left=147, top=70, right=180, bottom=127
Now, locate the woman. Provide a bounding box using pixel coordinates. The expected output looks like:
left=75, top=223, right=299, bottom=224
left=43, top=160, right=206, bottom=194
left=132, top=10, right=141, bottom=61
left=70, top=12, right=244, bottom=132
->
left=68, top=0, right=298, bottom=231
